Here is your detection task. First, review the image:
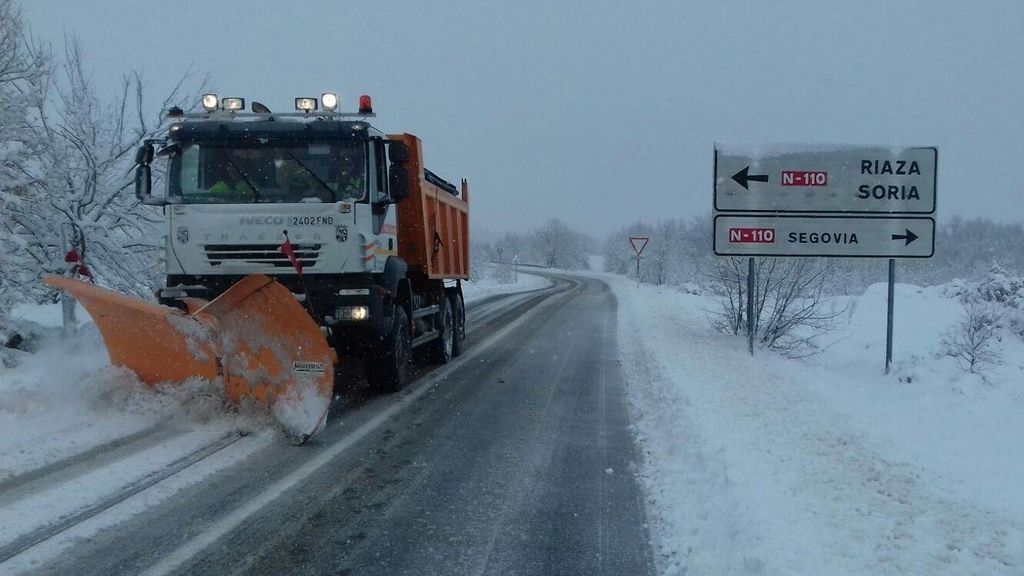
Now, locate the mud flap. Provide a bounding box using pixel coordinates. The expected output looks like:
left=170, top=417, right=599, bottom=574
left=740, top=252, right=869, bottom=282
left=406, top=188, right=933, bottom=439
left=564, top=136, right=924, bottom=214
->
left=44, top=275, right=335, bottom=440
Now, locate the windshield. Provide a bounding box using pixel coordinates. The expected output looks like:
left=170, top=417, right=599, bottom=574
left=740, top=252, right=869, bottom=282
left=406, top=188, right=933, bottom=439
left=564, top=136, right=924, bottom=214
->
left=168, top=140, right=366, bottom=203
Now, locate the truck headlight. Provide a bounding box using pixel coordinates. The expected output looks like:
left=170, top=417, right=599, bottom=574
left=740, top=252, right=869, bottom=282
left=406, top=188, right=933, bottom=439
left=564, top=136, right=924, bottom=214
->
left=335, top=305, right=369, bottom=321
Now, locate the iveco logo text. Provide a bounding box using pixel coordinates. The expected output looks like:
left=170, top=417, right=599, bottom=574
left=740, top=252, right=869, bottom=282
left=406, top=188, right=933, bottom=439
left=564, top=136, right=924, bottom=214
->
left=240, top=216, right=286, bottom=226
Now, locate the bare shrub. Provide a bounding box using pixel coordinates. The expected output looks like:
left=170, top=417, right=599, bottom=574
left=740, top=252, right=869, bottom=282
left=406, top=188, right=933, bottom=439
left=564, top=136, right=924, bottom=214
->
left=942, top=303, right=1003, bottom=376
left=707, top=257, right=748, bottom=335
left=707, top=257, right=848, bottom=357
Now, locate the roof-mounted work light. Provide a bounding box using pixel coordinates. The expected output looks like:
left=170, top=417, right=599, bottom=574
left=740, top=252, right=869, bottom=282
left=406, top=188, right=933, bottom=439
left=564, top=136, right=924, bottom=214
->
left=221, top=97, right=245, bottom=111
left=201, top=93, right=219, bottom=112
left=321, top=92, right=339, bottom=112
left=295, top=97, right=318, bottom=112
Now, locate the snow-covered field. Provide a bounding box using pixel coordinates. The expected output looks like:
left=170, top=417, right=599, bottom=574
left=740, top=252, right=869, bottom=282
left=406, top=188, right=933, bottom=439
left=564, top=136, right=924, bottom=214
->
left=610, top=273, right=1024, bottom=575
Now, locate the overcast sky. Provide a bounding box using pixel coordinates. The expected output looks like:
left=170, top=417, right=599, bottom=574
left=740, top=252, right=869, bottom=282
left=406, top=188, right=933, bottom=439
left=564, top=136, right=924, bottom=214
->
left=23, top=0, right=1024, bottom=241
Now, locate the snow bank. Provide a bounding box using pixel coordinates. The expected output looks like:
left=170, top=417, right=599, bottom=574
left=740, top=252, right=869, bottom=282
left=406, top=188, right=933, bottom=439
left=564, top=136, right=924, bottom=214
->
left=0, top=305, right=269, bottom=482
left=609, top=274, right=1024, bottom=575
left=462, top=263, right=551, bottom=304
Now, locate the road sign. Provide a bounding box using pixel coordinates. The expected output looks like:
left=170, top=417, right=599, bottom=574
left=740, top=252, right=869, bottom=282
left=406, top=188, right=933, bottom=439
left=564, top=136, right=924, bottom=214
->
left=713, top=215, right=934, bottom=258
left=629, top=237, right=649, bottom=256
left=714, top=145, right=937, bottom=214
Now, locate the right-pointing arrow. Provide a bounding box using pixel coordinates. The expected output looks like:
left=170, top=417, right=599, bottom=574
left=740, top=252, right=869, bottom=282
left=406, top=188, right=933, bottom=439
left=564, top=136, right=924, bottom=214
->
left=891, top=229, right=918, bottom=246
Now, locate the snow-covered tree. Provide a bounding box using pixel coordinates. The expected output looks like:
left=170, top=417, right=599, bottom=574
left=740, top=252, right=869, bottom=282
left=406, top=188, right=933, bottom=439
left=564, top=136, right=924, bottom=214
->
left=0, top=0, right=205, bottom=355
left=0, top=13, right=203, bottom=311
left=492, top=231, right=528, bottom=265
left=0, top=0, right=50, bottom=338
left=603, top=216, right=711, bottom=286
left=528, top=218, right=589, bottom=270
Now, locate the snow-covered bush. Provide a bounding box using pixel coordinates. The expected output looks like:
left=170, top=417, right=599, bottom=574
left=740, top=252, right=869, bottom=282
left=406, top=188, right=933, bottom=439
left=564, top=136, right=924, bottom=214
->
left=941, top=302, right=1003, bottom=377
left=944, top=264, right=1024, bottom=339
left=679, top=282, right=703, bottom=295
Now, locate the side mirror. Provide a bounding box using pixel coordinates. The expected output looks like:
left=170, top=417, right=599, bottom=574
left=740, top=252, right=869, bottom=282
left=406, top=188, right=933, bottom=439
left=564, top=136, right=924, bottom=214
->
left=135, top=143, right=154, bottom=165
left=134, top=142, right=165, bottom=206
left=388, top=141, right=410, bottom=164
left=387, top=141, right=412, bottom=203
left=135, top=164, right=153, bottom=201
left=389, top=165, right=410, bottom=202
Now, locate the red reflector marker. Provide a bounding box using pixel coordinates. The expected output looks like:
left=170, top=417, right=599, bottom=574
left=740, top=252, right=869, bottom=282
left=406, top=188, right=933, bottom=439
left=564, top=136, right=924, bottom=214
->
left=359, top=95, right=373, bottom=114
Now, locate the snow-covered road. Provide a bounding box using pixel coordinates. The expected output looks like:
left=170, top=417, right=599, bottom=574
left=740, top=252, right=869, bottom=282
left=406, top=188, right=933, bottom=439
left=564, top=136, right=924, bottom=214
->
left=4, top=266, right=1021, bottom=575
left=0, top=271, right=554, bottom=574
left=610, top=274, right=1024, bottom=575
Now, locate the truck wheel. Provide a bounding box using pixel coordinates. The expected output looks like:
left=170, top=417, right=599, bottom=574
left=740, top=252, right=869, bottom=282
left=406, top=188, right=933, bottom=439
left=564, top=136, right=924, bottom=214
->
left=449, top=292, right=466, bottom=357
left=368, top=306, right=411, bottom=393
left=427, top=296, right=454, bottom=364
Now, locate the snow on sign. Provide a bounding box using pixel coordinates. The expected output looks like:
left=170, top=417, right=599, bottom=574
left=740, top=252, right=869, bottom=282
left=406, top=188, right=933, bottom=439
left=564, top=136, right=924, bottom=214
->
left=714, top=145, right=937, bottom=214
left=629, top=237, right=649, bottom=256
left=713, top=215, right=935, bottom=258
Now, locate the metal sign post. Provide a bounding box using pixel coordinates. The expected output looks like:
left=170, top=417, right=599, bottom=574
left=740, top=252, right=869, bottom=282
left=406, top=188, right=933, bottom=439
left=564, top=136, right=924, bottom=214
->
left=886, top=259, right=895, bottom=374
left=712, top=144, right=937, bottom=371
left=747, top=257, right=755, bottom=356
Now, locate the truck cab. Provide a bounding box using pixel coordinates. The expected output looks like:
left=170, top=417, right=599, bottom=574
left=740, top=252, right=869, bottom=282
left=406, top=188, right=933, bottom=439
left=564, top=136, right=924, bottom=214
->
left=135, top=93, right=469, bottom=391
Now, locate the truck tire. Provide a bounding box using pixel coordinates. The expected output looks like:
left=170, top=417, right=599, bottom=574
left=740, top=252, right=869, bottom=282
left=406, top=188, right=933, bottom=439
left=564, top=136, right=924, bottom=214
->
left=449, top=292, right=466, bottom=357
left=427, top=296, right=454, bottom=364
left=368, top=306, right=411, bottom=393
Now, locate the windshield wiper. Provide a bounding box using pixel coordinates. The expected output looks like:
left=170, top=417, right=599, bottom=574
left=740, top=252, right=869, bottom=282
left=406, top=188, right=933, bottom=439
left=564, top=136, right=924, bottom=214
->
left=218, top=149, right=263, bottom=202
left=284, top=150, right=336, bottom=202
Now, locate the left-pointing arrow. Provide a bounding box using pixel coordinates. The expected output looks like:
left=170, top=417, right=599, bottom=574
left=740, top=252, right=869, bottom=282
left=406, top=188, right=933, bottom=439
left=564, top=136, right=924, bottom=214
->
left=891, top=229, right=919, bottom=246
left=731, top=166, right=769, bottom=190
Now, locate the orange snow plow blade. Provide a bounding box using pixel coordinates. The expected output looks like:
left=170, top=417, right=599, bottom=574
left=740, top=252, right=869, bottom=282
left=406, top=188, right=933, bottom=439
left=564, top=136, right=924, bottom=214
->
left=44, top=275, right=335, bottom=440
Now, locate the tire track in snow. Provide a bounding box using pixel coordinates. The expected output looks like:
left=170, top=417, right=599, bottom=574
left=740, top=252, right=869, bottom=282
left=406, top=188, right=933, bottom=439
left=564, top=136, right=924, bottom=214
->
left=0, top=422, right=169, bottom=498
left=0, top=430, right=246, bottom=566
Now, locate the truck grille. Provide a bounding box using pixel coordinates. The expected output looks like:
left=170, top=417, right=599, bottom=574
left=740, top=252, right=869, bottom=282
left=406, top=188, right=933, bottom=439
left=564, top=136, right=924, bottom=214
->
left=204, top=244, right=321, bottom=268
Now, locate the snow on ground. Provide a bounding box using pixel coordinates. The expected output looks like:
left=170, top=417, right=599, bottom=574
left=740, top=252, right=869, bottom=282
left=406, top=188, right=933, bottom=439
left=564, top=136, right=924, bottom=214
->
left=0, top=305, right=260, bottom=480
left=461, top=263, right=551, bottom=304
left=608, top=273, right=1024, bottom=575
left=0, top=303, right=277, bottom=566
left=0, top=267, right=550, bottom=565
left=0, top=267, right=546, bottom=481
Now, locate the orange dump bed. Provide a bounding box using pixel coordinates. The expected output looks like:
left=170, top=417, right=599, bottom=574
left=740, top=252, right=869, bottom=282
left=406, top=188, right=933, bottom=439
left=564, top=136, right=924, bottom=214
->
left=390, top=133, right=470, bottom=280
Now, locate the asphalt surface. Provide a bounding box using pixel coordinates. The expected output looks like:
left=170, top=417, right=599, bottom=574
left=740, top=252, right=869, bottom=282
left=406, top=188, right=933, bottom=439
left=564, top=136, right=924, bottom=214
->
left=32, top=273, right=655, bottom=576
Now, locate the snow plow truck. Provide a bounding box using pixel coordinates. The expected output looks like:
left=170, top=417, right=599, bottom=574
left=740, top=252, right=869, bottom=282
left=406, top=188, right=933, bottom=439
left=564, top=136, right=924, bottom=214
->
left=45, top=93, right=470, bottom=442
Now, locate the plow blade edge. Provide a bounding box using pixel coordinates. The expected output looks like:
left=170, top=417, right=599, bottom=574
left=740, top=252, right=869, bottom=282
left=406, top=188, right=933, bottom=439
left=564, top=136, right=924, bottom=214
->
left=44, top=275, right=334, bottom=440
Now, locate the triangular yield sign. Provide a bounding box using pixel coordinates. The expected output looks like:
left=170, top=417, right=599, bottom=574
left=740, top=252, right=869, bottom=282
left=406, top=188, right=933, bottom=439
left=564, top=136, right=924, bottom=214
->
left=629, top=237, right=649, bottom=256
